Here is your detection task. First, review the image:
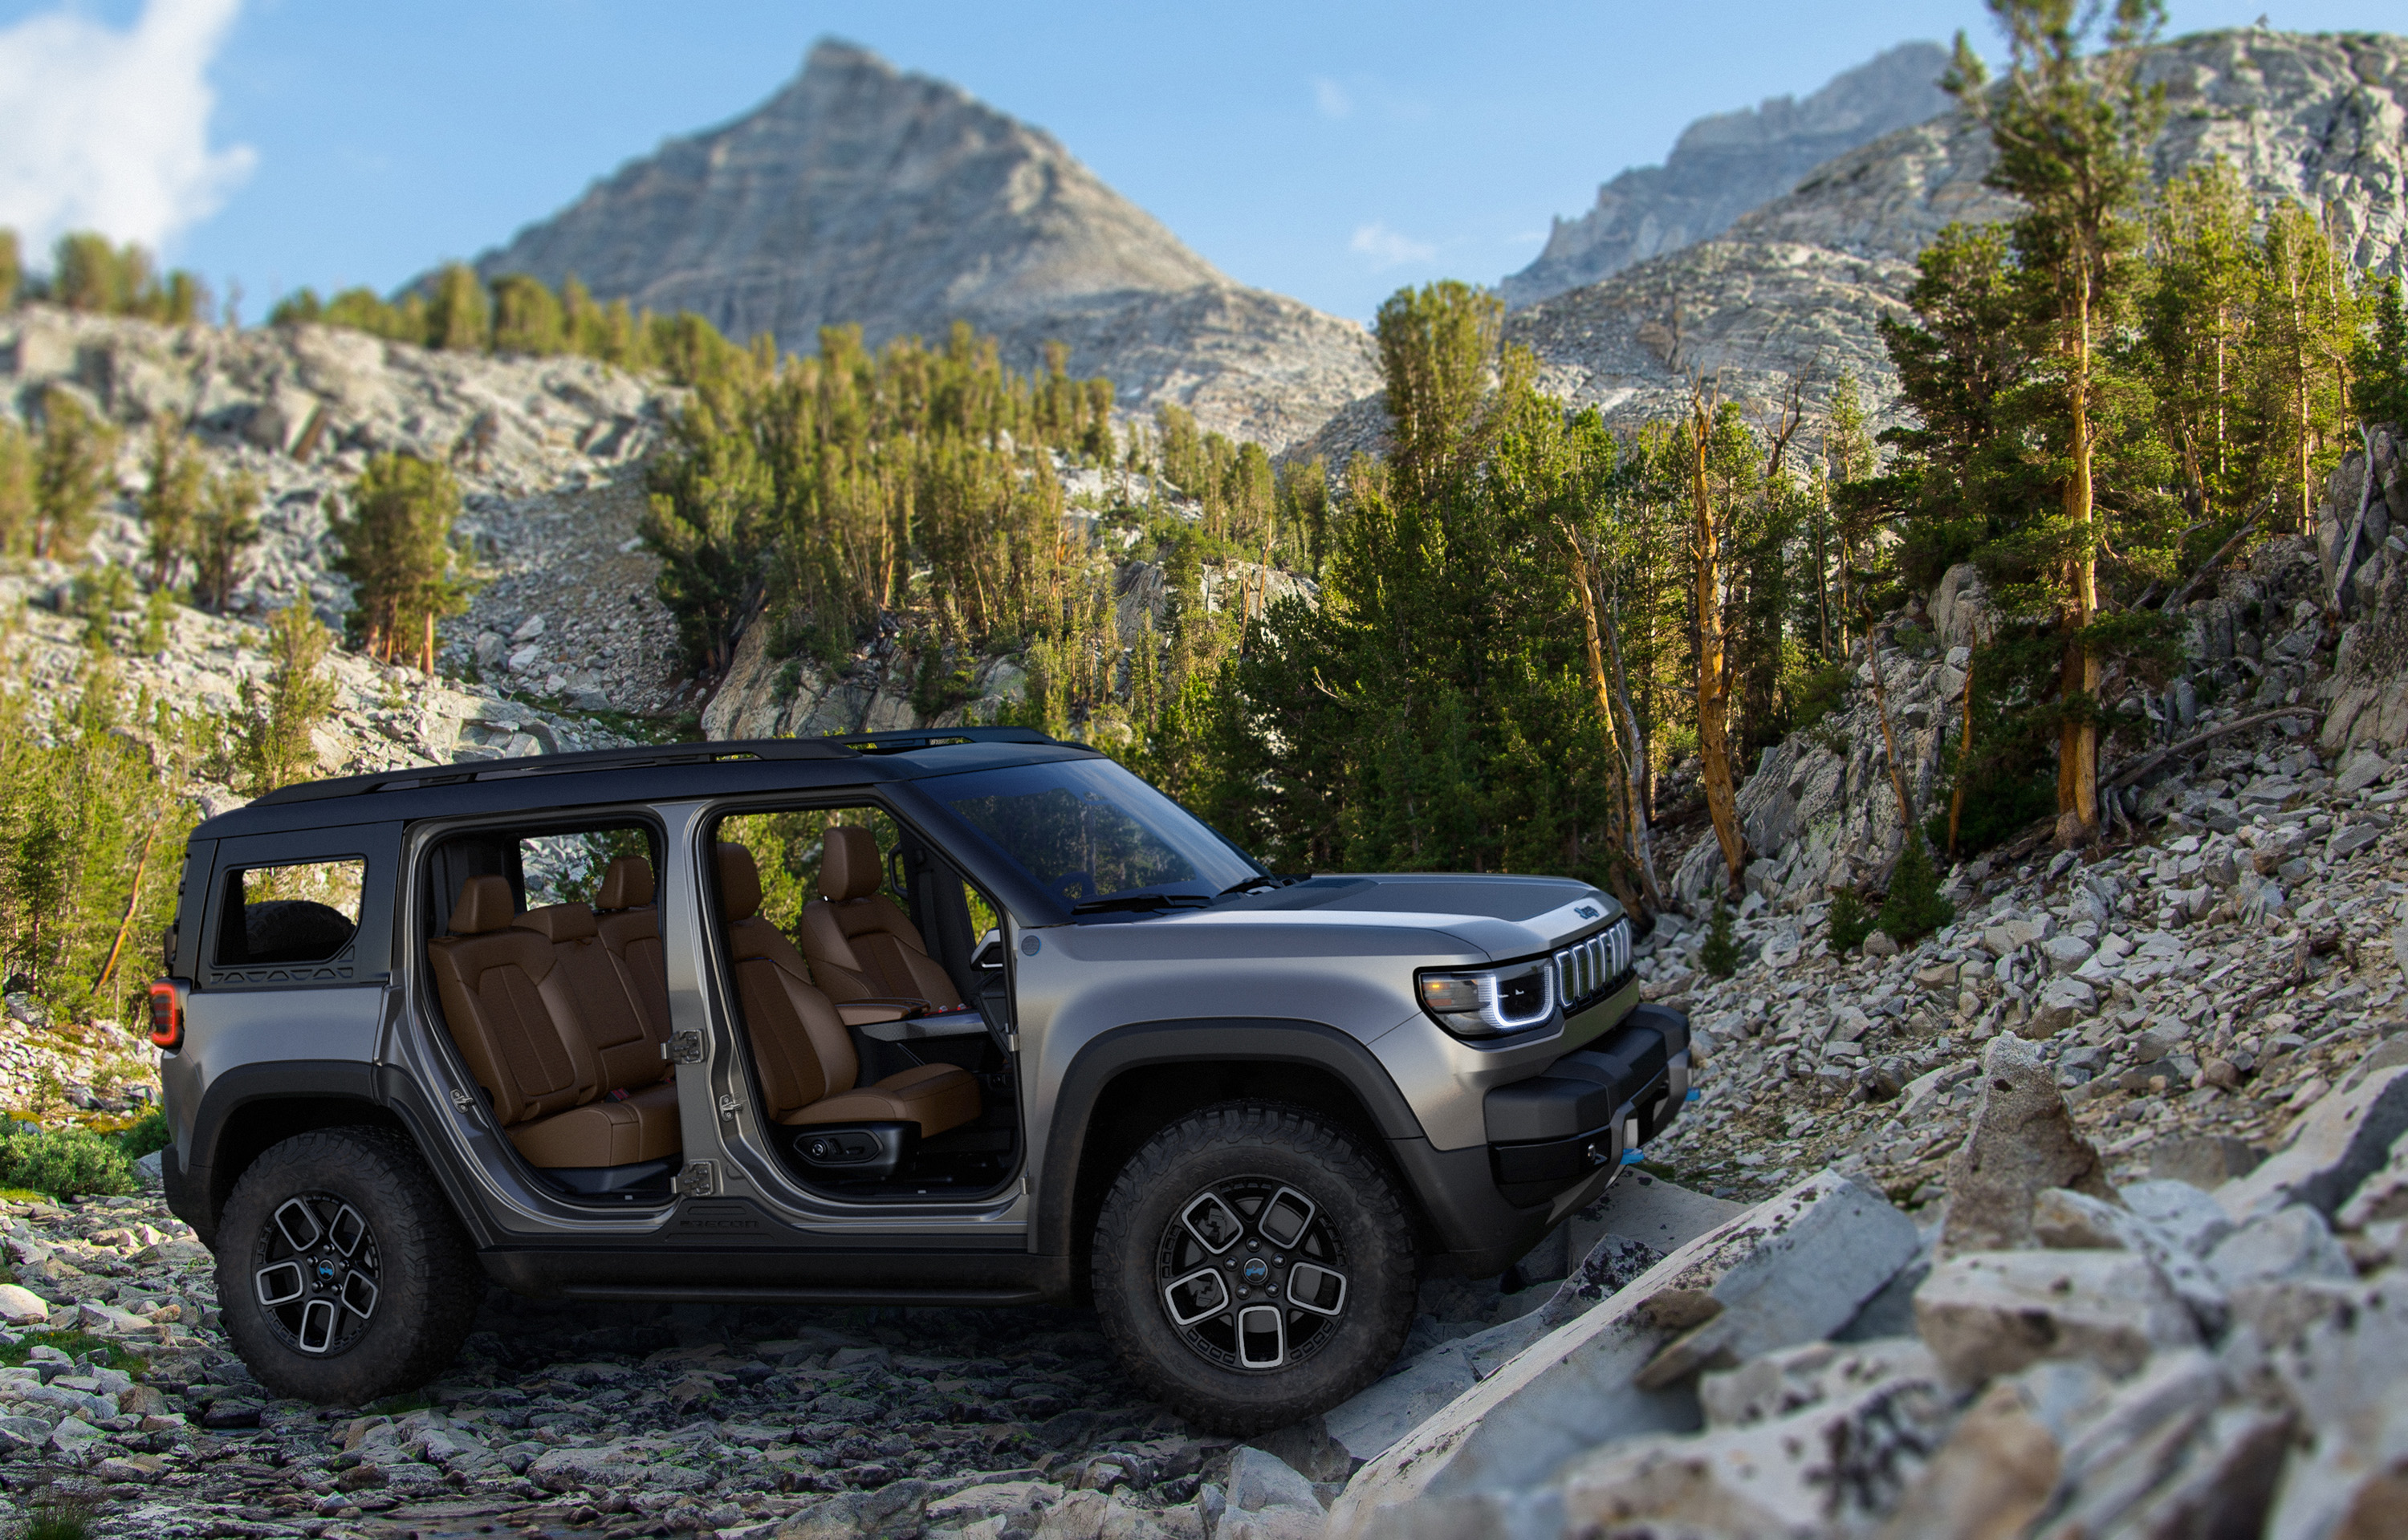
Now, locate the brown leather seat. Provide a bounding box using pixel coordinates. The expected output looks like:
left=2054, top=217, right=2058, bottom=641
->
left=719, top=843, right=980, bottom=1139
left=427, top=874, right=680, bottom=1169
left=796, top=826, right=963, bottom=1010
left=592, top=855, right=672, bottom=1045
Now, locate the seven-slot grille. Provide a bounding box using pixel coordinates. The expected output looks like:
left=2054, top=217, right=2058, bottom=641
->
left=1555, top=919, right=1633, bottom=1014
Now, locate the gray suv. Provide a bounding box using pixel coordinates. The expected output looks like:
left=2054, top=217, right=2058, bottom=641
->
left=148, top=728, right=1686, bottom=1432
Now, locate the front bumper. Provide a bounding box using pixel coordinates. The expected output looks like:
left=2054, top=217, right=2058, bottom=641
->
left=1482, top=1003, right=1691, bottom=1205
left=1392, top=1002, right=1692, bottom=1276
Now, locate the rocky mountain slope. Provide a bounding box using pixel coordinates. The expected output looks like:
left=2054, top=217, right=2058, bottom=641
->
left=1499, top=42, right=1951, bottom=309
left=0, top=303, right=698, bottom=835
left=467, top=40, right=1377, bottom=452
left=1508, top=26, right=2408, bottom=432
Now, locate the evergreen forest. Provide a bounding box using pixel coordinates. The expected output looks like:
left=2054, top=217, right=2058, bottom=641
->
left=3, top=0, right=2408, bottom=1026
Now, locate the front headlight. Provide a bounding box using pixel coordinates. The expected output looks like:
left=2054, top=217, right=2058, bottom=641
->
left=1418, top=959, right=1557, bottom=1038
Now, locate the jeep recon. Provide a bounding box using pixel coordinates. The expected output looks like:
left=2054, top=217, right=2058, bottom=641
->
left=149, top=728, right=1688, bottom=1432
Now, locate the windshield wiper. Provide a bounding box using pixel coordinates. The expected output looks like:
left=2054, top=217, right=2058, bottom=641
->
left=1069, top=892, right=1215, bottom=916
left=1216, top=872, right=1312, bottom=899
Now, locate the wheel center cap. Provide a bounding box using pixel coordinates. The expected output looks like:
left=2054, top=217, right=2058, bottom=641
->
left=1242, top=1258, right=1270, bottom=1286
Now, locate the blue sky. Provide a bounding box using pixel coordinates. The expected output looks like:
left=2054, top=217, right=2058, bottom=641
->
left=0, top=0, right=2398, bottom=325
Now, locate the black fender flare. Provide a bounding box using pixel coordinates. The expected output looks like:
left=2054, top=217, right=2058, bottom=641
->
left=175, top=1059, right=380, bottom=1241
left=1034, top=1018, right=1426, bottom=1262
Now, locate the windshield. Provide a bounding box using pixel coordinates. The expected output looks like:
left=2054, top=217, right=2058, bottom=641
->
left=925, top=758, right=1263, bottom=916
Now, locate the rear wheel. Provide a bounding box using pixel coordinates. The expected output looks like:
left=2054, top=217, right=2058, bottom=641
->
left=1092, top=1102, right=1415, bottom=1434
left=215, top=1128, right=481, bottom=1404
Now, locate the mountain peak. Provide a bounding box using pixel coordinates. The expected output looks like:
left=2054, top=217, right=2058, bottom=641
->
left=470, top=41, right=1371, bottom=447
left=1500, top=41, right=1951, bottom=308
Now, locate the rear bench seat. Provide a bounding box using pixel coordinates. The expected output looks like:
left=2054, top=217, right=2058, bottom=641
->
left=592, top=855, right=669, bottom=1044
left=428, top=873, right=680, bottom=1171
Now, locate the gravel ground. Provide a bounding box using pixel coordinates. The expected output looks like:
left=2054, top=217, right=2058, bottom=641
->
left=0, top=1184, right=1594, bottom=1540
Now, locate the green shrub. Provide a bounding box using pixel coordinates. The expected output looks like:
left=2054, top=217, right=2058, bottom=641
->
left=112, top=1107, right=169, bottom=1160
left=1788, top=660, right=1853, bottom=734
left=10, top=1504, right=92, bottom=1540
left=1877, top=830, right=1955, bottom=945
left=0, top=1330, right=144, bottom=1375
left=1699, top=900, right=1740, bottom=979
left=1828, top=888, right=1874, bottom=953
left=0, top=1128, right=134, bottom=1199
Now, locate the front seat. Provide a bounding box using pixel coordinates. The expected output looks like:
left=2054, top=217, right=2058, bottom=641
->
left=719, top=843, right=980, bottom=1139
left=795, top=826, right=963, bottom=1010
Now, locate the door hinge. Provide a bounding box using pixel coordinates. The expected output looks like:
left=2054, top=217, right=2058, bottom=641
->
left=716, top=1091, right=739, bottom=1122
left=1005, top=1031, right=1022, bottom=1054
left=676, top=1160, right=717, bottom=1198
left=664, top=1030, right=706, bottom=1064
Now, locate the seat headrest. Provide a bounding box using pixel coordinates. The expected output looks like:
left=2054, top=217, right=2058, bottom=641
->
left=596, top=855, right=655, bottom=911
left=717, top=843, right=763, bottom=921
left=450, top=874, right=519, bottom=935
left=513, top=903, right=597, bottom=944
left=820, top=826, right=884, bottom=902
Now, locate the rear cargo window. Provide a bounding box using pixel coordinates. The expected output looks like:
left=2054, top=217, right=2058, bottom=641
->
left=215, top=860, right=364, bottom=967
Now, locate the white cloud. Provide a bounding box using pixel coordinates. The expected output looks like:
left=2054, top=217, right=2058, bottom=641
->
left=1349, top=221, right=1435, bottom=270
left=1312, top=76, right=1352, bottom=120
left=0, top=0, right=254, bottom=262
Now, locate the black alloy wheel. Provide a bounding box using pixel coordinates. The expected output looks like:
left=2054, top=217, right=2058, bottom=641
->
left=1092, top=1102, right=1414, bottom=1434
left=1156, top=1176, right=1352, bottom=1372
left=249, top=1193, right=382, bottom=1356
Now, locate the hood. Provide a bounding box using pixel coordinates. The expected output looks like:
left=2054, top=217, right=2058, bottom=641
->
left=1057, top=872, right=1625, bottom=967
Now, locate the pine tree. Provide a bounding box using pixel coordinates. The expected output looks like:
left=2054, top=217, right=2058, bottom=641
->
left=1828, top=888, right=1873, bottom=953
left=234, top=605, right=340, bottom=796
left=1876, top=829, right=1955, bottom=945
left=425, top=263, right=490, bottom=353
left=1690, top=380, right=1746, bottom=894
left=139, top=420, right=206, bottom=588
left=52, top=234, right=129, bottom=312
left=0, top=418, right=30, bottom=556
left=490, top=274, right=566, bottom=356
left=1374, top=280, right=1503, bottom=504
left=2358, top=276, right=2408, bottom=430
left=1699, top=900, right=1740, bottom=979
left=2140, top=161, right=2257, bottom=530
left=1946, top=0, right=2166, bottom=844
left=138, top=587, right=176, bottom=655
left=641, top=385, right=771, bottom=674
left=561, top=275, right=608, bottom=356
left=192, top=469, right=262, bottom=613
left=2247, top=201, right=2363, bottom=534
left=31, top=389, right=119, bottom=562
left=331, top=453, right=476, bottom=669
left=0, top=229, right=18, bottom=311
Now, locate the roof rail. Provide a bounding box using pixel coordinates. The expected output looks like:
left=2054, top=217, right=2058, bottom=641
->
left=825, top=725, right=1061, bottom=754
left=249, top=737, right=861, bottom=807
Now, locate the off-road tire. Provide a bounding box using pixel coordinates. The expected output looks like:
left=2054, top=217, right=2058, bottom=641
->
left=1092, top=1102, right=1416, bottom=1435
left=215, top=1127, right=482, bottom=1404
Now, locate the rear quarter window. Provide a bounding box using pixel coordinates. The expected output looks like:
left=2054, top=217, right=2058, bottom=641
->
left=215, top=859, right=364, bottom=969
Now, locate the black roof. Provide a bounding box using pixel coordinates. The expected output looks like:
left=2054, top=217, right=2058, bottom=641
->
left=193, top=727, right=1097, bottom=841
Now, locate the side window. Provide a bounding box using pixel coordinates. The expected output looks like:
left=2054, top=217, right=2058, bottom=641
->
left=718, top=808, right=901, bottom=932
left=522, top=828, right=655, bottom=908
left=215, top=860, right=364, bottom=969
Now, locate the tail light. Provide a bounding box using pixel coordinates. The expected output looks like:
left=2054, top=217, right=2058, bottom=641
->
left=148, top=979, right=188, bottom=1051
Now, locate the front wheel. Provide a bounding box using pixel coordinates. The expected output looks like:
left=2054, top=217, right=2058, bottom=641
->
left=1092, top=1103, right=1416, bottom=1434
left=215, top=1127, right=482, bottom=1404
